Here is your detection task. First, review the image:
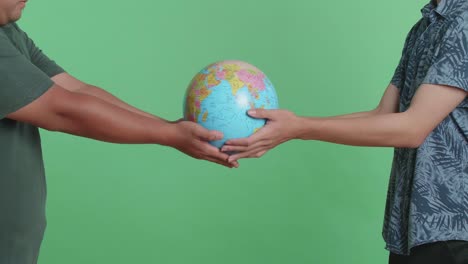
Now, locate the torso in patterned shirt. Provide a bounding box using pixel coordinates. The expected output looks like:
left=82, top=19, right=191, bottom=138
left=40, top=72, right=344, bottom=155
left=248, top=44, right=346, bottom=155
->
left=383, top=0, right=468, bottom=255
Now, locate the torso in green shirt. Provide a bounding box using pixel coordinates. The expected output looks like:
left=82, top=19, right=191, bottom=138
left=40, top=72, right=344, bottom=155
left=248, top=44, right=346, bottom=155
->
left=0, top=22, right=64, bottom=262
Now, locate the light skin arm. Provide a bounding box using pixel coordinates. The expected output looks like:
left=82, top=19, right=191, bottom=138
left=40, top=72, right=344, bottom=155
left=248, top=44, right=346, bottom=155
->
left=7, top=84, right=237, bottom=168
left=223, top=83, right=466, bottom=162
left=325, top=84, right=400, bottom=119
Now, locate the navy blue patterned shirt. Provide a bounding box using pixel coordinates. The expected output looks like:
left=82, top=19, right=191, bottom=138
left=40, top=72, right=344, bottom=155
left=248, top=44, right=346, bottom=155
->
left=383, top=0, right=468, bottom=255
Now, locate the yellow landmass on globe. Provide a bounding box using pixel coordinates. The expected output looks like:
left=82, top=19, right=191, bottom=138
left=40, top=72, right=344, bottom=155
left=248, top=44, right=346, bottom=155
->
left=185, top=73, right=212, bottom=122
left=202, top=111, right=208, bottom=122
left=229, top=78, right=245, bottom=95
left=207, top=68, right=220, bottom=88
left=222, top=63, right=241, bottom=72
left=222, top=64, right=246, bottom=95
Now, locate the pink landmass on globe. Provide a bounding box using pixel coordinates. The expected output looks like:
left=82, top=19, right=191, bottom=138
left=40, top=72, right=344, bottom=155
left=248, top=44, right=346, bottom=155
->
left=216, top=70, right=226, bottom=80
left=237, top=69, right=266, bottom=91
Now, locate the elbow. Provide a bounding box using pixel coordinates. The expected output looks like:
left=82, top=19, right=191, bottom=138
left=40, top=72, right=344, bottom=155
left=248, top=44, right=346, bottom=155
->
left=8, top=85, right=84, bottom=133
left=40, top=106, right=69, bottom=132
left=405, top=136, right=424, bottom=148
left=395, top=112, right=429, bottom=148
left=42, top=123, right=61, bottom=132
left=43, top=90, right=83, bottom=133
left=402, top=129, right=428, bottom=148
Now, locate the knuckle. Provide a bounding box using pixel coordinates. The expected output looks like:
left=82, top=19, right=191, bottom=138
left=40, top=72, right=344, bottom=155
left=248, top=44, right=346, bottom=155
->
left=189, top=128, right=196, bottom=137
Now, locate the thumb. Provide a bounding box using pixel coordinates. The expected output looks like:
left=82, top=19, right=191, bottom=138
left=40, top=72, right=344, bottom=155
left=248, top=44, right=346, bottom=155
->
left=247, top=108, right=276, bottom=119
left=194, top=126, right=224, bottom=141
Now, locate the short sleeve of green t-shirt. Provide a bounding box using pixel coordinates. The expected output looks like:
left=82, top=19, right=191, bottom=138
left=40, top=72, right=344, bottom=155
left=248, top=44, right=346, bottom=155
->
left=0, top=33, right=55, bottom=119
left=14, top=24, right=64, bottom=78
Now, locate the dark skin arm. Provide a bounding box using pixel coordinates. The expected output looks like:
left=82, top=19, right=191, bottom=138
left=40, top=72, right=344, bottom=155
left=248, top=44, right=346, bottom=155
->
left=7, top=84, right=237, bottom=168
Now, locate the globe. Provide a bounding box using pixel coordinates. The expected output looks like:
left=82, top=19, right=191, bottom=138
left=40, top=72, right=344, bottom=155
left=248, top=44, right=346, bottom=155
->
left=183, top=60, right=279, bottom=148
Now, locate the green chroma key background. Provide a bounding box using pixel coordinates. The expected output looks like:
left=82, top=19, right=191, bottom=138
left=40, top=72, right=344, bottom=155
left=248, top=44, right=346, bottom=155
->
left=19, top=0, right=425, bottom=263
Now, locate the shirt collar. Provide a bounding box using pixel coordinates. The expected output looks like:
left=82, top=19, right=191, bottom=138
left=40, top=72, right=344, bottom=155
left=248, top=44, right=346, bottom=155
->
left=421, top=0, right=465, bottom=22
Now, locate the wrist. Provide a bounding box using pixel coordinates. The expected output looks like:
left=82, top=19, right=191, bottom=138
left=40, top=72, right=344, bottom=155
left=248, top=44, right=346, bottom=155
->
left=152, top=121, right=178, bottom=146
left=293, top=116, right=321, bottom=140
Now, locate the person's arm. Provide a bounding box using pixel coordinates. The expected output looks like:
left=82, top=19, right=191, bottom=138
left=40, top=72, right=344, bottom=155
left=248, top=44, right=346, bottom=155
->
left=222, top=83, right=466, bottom=162
left=323, top=83, right=400, bottom=119
left=7, top=84, right=236, bottom=168
left=51, top=73, right=166, bottom=122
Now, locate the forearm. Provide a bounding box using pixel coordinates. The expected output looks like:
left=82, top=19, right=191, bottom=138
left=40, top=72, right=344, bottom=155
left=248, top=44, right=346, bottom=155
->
left=50, top=91, right=173, bottom=145
left=323, top=108, right=379, bottom=119
left=295, top=112, right=420, bottom=148
left=76, top=85, right=167, bottom=122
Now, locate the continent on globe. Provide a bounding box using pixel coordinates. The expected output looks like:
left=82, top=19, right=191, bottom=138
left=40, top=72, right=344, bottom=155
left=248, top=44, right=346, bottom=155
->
left=183, top=60, right=279, bottom=148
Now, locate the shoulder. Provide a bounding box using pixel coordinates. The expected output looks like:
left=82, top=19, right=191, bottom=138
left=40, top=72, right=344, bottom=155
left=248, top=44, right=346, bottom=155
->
left=404, top=18, right=426, bottom=43
left=2, top=22, right=22, bottom=33
left=409, top=18, right=426, bottom=35
left=0, top=25, right=21, bottom=57
left=444, top=5, right=468, bottom=32
left=400, top=18, right=426, bottom=50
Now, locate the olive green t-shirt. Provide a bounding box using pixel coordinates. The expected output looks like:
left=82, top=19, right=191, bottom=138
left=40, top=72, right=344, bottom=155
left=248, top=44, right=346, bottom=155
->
left=0, top=22, right=64, bottom=256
